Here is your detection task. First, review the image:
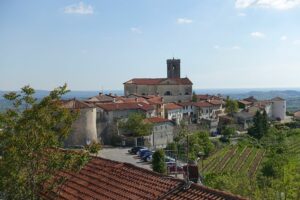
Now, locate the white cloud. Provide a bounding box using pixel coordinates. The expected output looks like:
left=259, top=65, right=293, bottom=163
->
left=235, top=0, right=300, bottom=10
left=64, top=2, right=94, bottom=15
left=251, top=32, right=265, bottom=38
left=280, top=35, right=288, bottom=41
left=238, top=12, right=247, bottom=16
left=130, top=27, right=142, bottom=34
left=293, top=40, right=300, bottom=45
left=213, top=45, right=241, bottom=50
left=213, top=45, right=220, bottom=49
left=177, top=18, right=193, bottom=24
left=232, top=45, right=241, bottom=50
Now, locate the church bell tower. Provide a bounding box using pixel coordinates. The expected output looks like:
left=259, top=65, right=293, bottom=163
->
left=167, top=58, right=180, bottom=79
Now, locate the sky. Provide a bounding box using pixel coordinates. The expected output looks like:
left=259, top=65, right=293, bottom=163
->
left=1, top=0, right=300, bottom=91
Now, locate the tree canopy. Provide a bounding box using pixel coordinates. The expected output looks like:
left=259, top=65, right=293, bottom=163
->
left=0, top=85, right=90, bottom=199
left=119, top=113, right=153, bottom=137
left=248, top=110, right=269, bottom=140
left=225, top=98, right=239, bottom=116
left=152, top=149, right=167, bottom=174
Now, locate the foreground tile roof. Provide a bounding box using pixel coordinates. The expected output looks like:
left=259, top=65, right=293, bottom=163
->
left=41, top=156, right=247, bottom=200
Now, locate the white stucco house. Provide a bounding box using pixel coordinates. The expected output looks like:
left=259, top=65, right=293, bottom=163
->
left=164, top=103, right=183, bottom=125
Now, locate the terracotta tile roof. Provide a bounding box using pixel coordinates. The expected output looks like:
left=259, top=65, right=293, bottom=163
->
left=193, top=101, right=213, bottom=108
left=96, top=102, right=154, bottom=112
left=271, top=97, right=285, bottom=101
left=294, top=111, right=300, bottom=118
left=196, top=94, right=211, bottom=101
left=145, top=117, right=172, bottom=124
left=41, top=156, right=247, bottom=200
left=147, top=96, right=164, bottom=105
left=243, top=96, right=257, bottom=103
left=116, top=97, right=149, bottom=103
left=209, top=100, right=224, bottom=106
left=238, top=100, right=252, bottom=105
left=124, top=78, right=192, bottom=85
left=61, top=99, right=93, bottom=109
left=164, top=103, right=182, bottom=110
left=177, top=101, right=194, bottom=106
left=164, top=183, right=246, bottom=200
left=87, top=94, right=115, bottom=103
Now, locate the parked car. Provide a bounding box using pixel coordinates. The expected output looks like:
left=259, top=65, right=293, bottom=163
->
left=138, top=149, right=150, bottom=157
left=166, top=162, right=183, bottom=173
left=141, top=151, right=154, bottom=160
left=143, top=154, right=152, bottom=162
left=128, top=146, right=146, bottom=154
left=165, top=156, right=175, bottom=163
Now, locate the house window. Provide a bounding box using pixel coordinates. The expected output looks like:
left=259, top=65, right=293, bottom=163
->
left=164, top=91, right=172, bottom=96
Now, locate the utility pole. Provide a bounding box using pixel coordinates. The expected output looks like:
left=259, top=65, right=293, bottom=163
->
left=186, top=134, right=189, bottom=183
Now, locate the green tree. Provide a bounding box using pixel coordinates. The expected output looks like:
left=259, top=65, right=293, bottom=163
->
left=225, top=98, right=238, bottom=116
left=0, top=85, right=89, bottom=200
left=152, top=149, right=167, bottom=174
left=220, top=126, right=236, bottom=143
left=192, top=92, right=197, bottom=102
left=119, top=113, right=153, bottom=137
left=248, top=111, right=269, bottom=140
left=85, top=141, right=102, bottom=155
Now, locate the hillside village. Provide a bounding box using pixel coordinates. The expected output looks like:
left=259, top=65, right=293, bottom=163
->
left=62, top=58, right=288, bottom=149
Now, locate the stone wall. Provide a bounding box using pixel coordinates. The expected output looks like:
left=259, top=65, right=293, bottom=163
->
left=145, top=122, right=174, bottom=148
left=124, top=83, right=192, bottom=103
left=65, top=108, right=98, bottom=147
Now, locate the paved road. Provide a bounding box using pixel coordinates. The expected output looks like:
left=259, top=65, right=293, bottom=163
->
left=98, top=147, right=152, bottom=170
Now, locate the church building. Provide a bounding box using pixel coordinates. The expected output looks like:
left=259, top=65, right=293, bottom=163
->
left=124, top=58, right=193, bottom=103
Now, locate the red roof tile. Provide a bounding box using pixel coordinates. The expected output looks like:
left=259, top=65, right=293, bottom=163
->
left=271, top=97, right=285, bottom=101
left=193, top=101, right=213, bottom=108
left=196, top=94, right=211, bottom=101
left=164, top=103, right=182, bottom=110
left=238, top=100, right=252, bottom=105
left=41, top=156, right=247, bottom=200
left=96, top=102, right=154, bottom=112
left=294, top=111, right=300, bottom=118
left=209, top=100, right=224, bottom=106
left=124, top=78, right=192, bottom=85
left=61, top=99, right=93, bottom=109
left=177, top=102, right=194, bottom=106
left=145, top=117, right=172, bottom=124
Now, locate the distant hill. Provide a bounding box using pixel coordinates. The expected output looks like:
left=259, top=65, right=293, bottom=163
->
left=1, top=89, right=300, bottom=112
left=194, top=89, right=300, bottom=112
left=0, top=90, right=123, bottom=112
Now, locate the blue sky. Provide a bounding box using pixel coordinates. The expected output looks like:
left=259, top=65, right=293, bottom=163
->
left=1, top=0, right=300, bottom=91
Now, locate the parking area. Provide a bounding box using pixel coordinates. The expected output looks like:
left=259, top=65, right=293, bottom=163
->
left=98, top=147, right=185, bottom=179
left=98, top=147, right=152, bottom=170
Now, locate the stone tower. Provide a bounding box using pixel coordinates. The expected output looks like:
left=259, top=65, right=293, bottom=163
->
left=167, top=58, right=180, bottom=79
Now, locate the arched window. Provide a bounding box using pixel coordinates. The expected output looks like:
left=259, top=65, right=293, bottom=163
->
left=164, top=91, right=172, bottom=96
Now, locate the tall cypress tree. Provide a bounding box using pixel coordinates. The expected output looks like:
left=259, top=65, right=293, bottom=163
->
left=248, top=110, right=269, bottom=139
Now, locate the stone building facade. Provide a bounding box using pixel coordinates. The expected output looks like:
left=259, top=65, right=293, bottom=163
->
left=61, top=100, right=98, bottom=147
left=124, top=58, right=193, bottom=103
left=144, top=117, right=175, bottom=148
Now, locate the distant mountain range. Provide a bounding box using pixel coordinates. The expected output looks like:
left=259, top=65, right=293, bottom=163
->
left=1, top=89, right=300, bottom=112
